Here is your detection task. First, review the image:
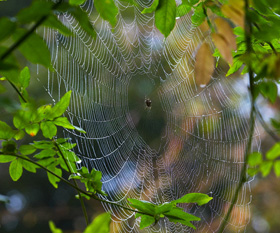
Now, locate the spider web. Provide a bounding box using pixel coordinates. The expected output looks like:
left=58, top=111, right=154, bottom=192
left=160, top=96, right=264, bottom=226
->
left=43, top=0, right=261, bottom=232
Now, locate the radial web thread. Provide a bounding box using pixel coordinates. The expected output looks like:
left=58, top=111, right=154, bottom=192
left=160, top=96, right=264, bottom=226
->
left=43, top=0, right=261, bottom=232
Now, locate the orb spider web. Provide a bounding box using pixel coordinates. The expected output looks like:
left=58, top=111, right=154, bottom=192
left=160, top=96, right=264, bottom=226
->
left=43, top=0, right=260, bottom=232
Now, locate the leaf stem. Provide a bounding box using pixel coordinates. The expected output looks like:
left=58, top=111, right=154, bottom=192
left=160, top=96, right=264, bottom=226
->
left=203, top=5, right=214, bottom=33
left=217, top=0, right=255, bottom=232
left=0, top=152, right=145, bottom=215
left=53, top=139, right=89, bottom=226
left=255, top=105, right=280, bottom=142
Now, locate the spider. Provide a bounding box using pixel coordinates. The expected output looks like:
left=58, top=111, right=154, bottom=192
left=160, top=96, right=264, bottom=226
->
left=145, top=97, right=152, bottom=109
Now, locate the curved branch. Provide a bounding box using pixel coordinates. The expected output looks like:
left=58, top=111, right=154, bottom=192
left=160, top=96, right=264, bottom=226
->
left=217, top=0, right=256, bottom=231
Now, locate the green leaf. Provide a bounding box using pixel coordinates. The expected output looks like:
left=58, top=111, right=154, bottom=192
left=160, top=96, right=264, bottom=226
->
left=34, top=149, right=56, bottom=159
left=25, top=123, right=40, bottom=137
left=59, top=142, right=76, bottom=150
left=138, top=214, right=155, bottom=229
left=56, top=138, right=70, bottom=144
left=16, top=1, right=52, bottom=23
left=172, top=193, right=213, bottom=206
left=188, top=0, right=199, bottom=4
left=0, top=17, right=16, bottom=42
left=253, top=0, right=269, bottom=14
left=69, top=0, right=87, bottom=6
left=9, top=159, right=23, bottom=181
left=0, top=155, right=16, bottom=163
left=274, top=160, right=280, bottom=177
left=271, top=118, right=280, bottom=130
left=73, top=125, right=86, bottom=133
left=2, top=140, right=17, bottom=154
left=47, top=165, right=62, bottom=188
left=40, top=121, right=57, bottom=139
left=19, top=157, right=37, bottom=173
left=85, top=168, right=106, bottom=195
left=121, top=0, right=135, bottom=5
left=84, top=212, right=111, bottom=233
left=59, top=3, right=96, bottom=38
left=0, top=61, right=18, bottom=71
left=37, top=157, right=56, bottom=167
left=164, top=207, right=200, bottom=229
left=19, top=145, right=36, bottom=155
left=49, top=220, right=63, bottom=233
left=142, top=0, right=159, bottom=14
left=35, top=104, right=52, bottom=122
left=266, top=143, right=280, bottom=160
left=75, top=192, right=91, bottom=201
left=47, top=91, right=72, bottom=119
left=0, top=47, right=20, bottom=84
left=191, top=3, right=206, bottom=26
left=32, top=141, right=54, bottom=149
left=247, top=167, right=259, bottom=176
left=127, top=199, right=156, bottom=215
left=58, top=157, right=72, bottom=173
left=226, top=59, right=243, bottom=76
left=71, top=167, right=107, bottom=194
left=0, top=84, right=5, bottom=94
left=248, top=152, right=263, bottom=166
left=13, top=28, right=52, bottom=68
left=0, top=121, right=16, bottom=140
left=155, top=0, right=176, bottom=38
left=19, top=67, right=30, bottom=89
left=258, top=81, right=278, bottom=103
left=53, top=117, right=75, bottom=129
left=94, top=0, right=118, bottom=27
left=13, top=109, right=31, bottom=130
left=155, top=202, right=173, bottom=214
left=43, top=15, right=72, bottom=36
left=176, top=4, right=192, bottom=18
left=260, top=161, right=273, bottom=177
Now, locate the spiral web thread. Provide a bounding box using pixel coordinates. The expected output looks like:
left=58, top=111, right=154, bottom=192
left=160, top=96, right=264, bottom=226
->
left=43, top=0, right=261, bottom=232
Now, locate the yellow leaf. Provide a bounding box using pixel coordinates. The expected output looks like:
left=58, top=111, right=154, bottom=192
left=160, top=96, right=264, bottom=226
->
left=221, top=3, right=244, bottom=29
left=229, top=0, right=244, bottom=9
left=195, top=42, right=214, bottom=87
left=212, top=33, right=233, bottom=64
left=214, top=17, right=237, bottom=50
left=199, top=19, right=210, bottom=34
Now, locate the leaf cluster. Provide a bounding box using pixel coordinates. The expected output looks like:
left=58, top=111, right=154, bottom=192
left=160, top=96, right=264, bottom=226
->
left=49, top=212, right=111, bottom=233
left=128, top=193, right=212, bottom=229
left=69, top=166, right=107, bottom=197
left=248, top=144, right=280, bottom=177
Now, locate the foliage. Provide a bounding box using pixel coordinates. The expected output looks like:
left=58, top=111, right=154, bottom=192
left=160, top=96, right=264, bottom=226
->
left=83, top=212, right=111, bottom=233
left=50, top=213, right=111, bottom=233
left=0, top=1, right=213, bottom=232
left=69, top=167, right=107, bottom=196
left=1, top=0, right=280, bottom=232
left=128, top=193, right=212, bottom=229
left=248, top=144, right=280, bottom=177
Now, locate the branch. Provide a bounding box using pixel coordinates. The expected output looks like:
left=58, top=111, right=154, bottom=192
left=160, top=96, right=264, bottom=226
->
left=0, top=0, right=63, bottom=103
left=217, top=0, right=256, bottom=231
left=255, top=105, right=280, bottom=142
left=53, top=139, right=89, bottom=226
left=0, top=152, right=144, bottom=215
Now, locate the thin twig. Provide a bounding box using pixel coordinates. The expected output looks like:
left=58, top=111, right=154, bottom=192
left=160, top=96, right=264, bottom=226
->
left=203, top=5, right=215, bottom=33
left=7, top=80, right=27, bottom=103
left=0, top=0, right=62, bottom=103
left=217, top=0, right=255, bottom=232
left=0, top=152, right=144, bottom=215
left=53, top=140, right=89, bottom=226
left=255, top=105, right=280, bottom=142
